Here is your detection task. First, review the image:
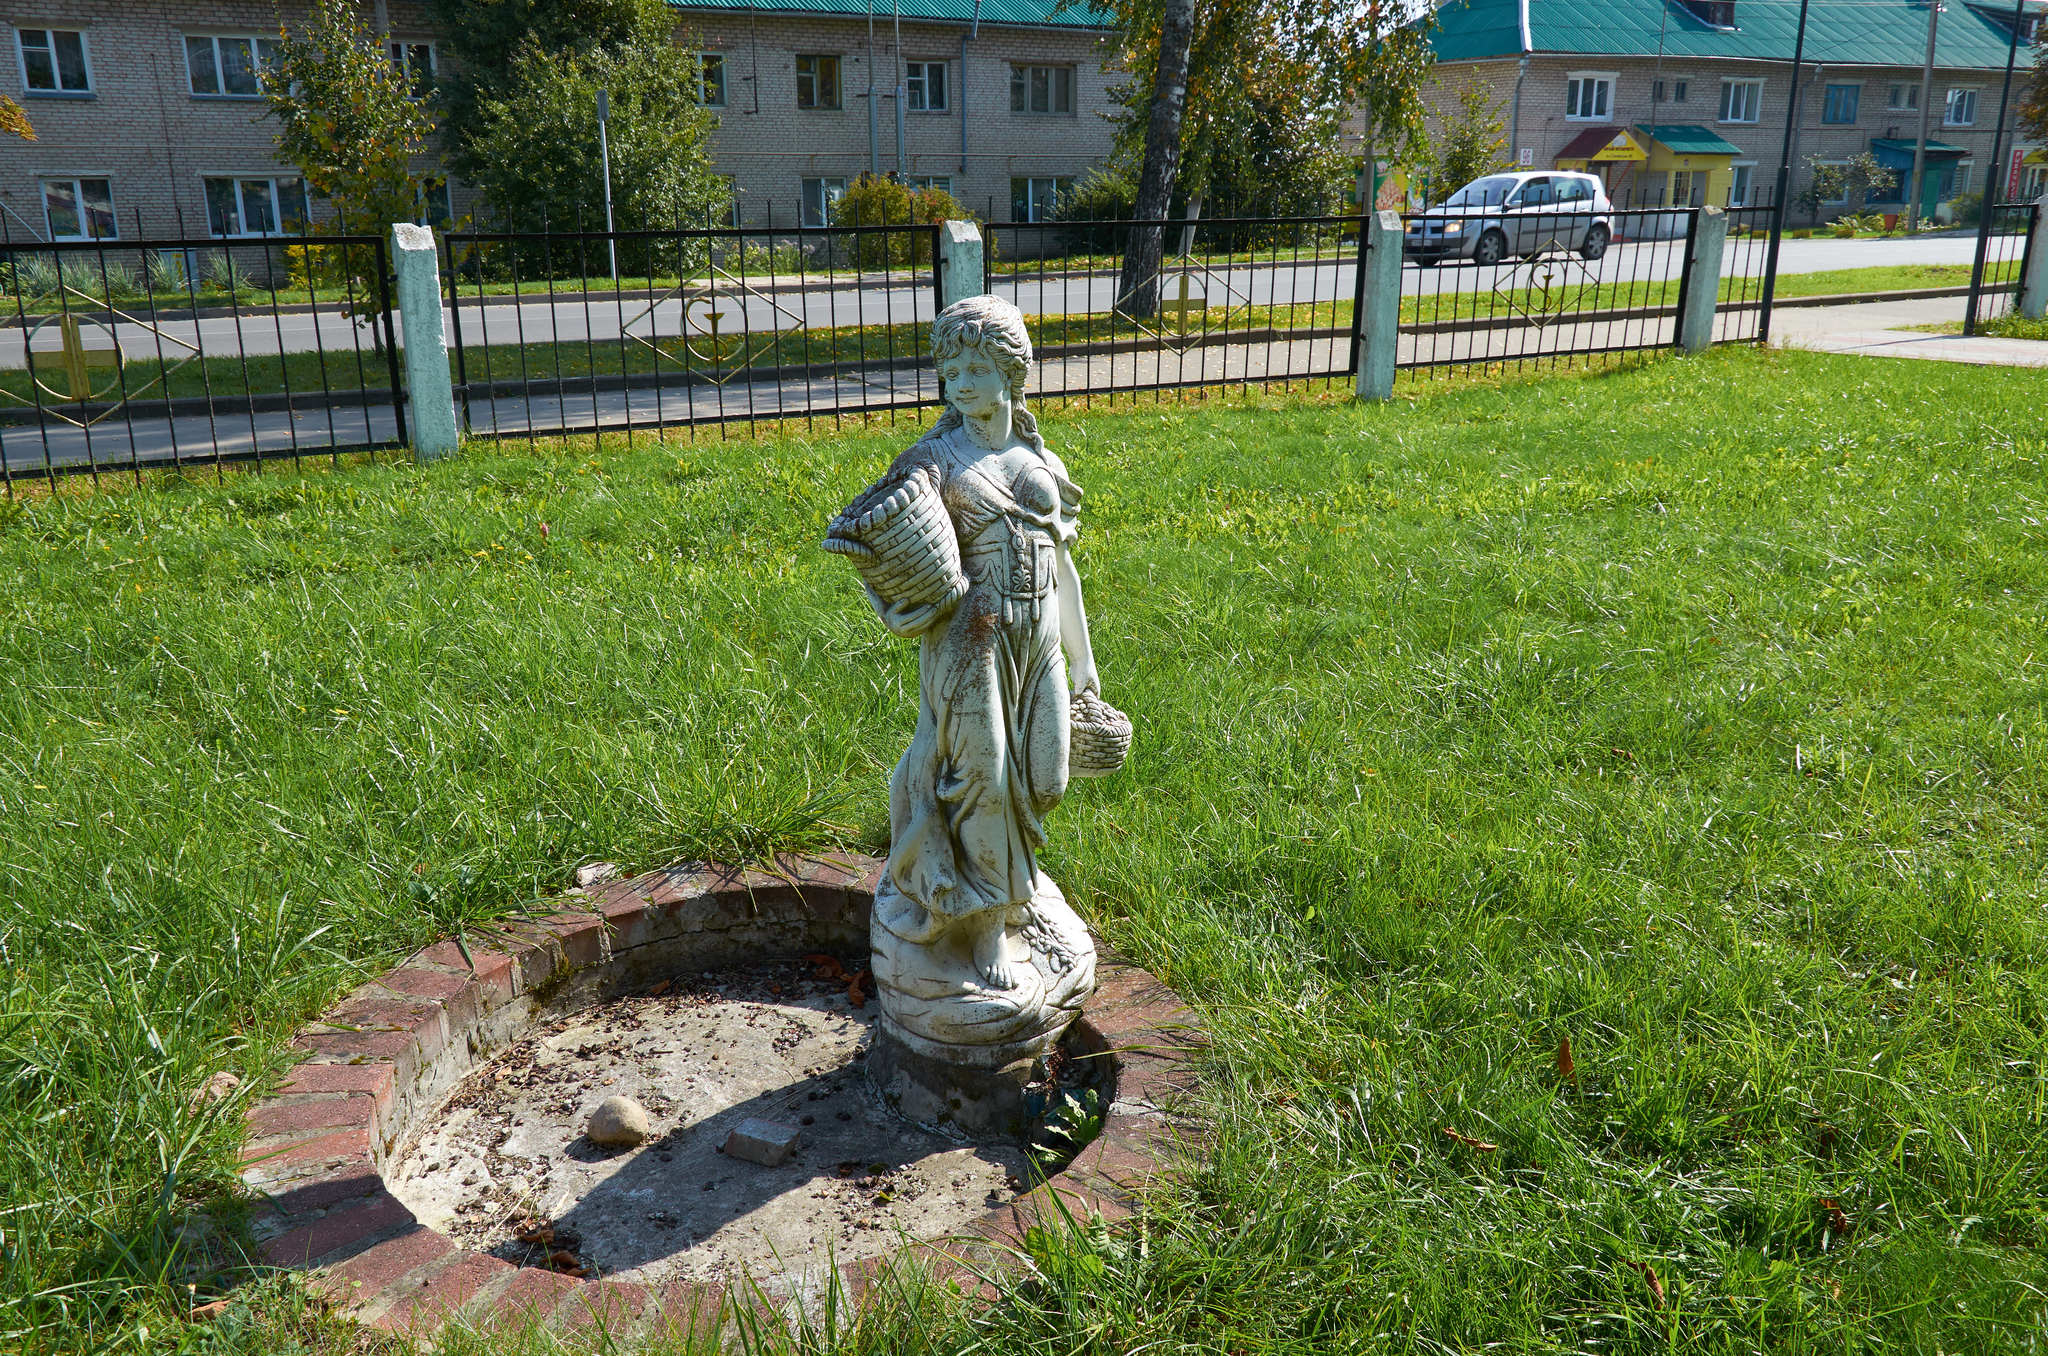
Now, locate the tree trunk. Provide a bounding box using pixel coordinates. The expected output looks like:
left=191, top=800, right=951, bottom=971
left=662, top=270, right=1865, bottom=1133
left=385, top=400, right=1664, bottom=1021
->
left=1118, top=0, right=1195, bottom=320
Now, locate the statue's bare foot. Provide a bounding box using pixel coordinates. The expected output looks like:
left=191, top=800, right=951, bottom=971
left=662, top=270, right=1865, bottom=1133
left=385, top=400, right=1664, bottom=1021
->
left=972, top=915, right=1016, bottom=990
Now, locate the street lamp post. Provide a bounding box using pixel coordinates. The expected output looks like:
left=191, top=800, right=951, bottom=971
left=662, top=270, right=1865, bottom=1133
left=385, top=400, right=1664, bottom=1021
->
left=597, top=87, right=618, bottom=282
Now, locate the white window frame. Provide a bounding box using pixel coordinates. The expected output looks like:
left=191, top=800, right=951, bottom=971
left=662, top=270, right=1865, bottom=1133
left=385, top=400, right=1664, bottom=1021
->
left=1009, top=65, right=1075, bottom=116
left=1719, top=77, right=1763, bottom=124
left=1010, top=176, right=1070, bottom=221
left=795, top=54, right=842, bottom=110
left=41, top=176, right=118, bottom=240
left=909, top=174, right=953, bottom=193
left=905, top=60, right=947, bottom=112
left=1944, top=86, right=1978, bottom=127
left=697, top=51, right=726, bottom=107
left=1728, top=160, right=1756, bottom=207
left=1952, top=160, right=1973, bottom=196
left=388, top=40, right=436, bottom=96
left=1887, top=82, right=1920, bottom=112
left=1565, top=71, right=1615, bottom=122
left=17, top=27, right=94, bottom=96
left=800, top=176, right=847, bottom=227
left=201, top=175, right=308, bottom=238
left=185, top=33, right=282, bottom=99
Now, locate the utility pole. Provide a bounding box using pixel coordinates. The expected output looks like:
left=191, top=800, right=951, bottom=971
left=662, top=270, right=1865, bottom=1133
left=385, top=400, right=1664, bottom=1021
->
left=1759, top=0, right=1812, bottom=342
left=1907, top=0, right=1942, bottom=231
left=893, top=0, right=906, bottom=180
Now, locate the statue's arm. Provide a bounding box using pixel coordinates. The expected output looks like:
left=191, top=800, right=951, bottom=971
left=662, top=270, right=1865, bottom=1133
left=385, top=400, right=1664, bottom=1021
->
left=1056, top=542, right=1098, bottom=695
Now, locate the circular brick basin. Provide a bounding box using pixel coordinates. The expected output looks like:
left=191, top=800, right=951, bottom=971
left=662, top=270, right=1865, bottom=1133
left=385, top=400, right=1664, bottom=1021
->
left=241, top=855, right=1202, bottom=1338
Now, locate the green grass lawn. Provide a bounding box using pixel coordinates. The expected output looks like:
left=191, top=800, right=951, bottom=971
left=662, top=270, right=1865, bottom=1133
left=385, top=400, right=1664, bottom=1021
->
left=1909, top=312, right=2048, bottom=341
left=4, top=348, right=2047, bottom=1354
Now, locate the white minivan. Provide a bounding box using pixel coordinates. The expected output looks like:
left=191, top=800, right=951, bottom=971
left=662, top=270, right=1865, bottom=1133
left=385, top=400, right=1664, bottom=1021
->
left=1403, top=172, right=1615, bottom=266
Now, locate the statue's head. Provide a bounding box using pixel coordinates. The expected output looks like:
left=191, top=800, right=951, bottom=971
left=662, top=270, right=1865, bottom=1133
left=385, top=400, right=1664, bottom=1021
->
left=933, top=295, right=1031, bottom=423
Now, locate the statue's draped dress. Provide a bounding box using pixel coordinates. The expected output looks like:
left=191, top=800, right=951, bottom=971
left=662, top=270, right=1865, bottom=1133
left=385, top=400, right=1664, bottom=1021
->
left=870, top=427, right=1082, bottom=946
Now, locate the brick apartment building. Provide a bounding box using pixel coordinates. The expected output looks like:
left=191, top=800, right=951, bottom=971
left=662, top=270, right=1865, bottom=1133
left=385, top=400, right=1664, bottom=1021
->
left=1, top=0, right=1119, bottom=244
left=1416, top=0, right=2047, bottom=217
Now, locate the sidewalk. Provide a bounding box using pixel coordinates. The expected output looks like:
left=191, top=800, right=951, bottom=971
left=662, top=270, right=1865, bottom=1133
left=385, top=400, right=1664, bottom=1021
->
left=1770, top=295, right=2048, bottom=367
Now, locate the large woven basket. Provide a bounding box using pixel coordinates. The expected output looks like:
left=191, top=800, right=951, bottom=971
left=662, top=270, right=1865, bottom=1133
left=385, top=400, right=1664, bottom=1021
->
left=1069, top=690, right=1132, bottom=778
left=824, top=465, right=968, bottom=617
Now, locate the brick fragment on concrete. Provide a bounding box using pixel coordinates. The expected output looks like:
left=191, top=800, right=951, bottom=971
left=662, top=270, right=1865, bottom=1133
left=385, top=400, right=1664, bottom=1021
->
left=721, top=1117, right=801, bottom=1167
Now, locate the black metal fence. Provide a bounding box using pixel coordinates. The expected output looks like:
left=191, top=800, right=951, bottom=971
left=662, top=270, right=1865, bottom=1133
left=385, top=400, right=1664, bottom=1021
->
left=25, top=189, right=2019, bottom=488
left=1963, top=200, right=2039, bottom=334
left=1398, top=206, right=1704, bottom=372
left=981, top=213, right=1365, bottom=403
left=437, top=220, right=942, bottom=445
left=0, top=217, right=404, bottom=489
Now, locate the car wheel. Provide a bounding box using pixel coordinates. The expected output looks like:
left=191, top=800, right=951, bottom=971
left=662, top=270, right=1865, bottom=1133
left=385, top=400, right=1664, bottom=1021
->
left=1414, top=257, right=1439, bottom=268
left=1579, top=224, right=1611, bottom=260
left=1473, top=230, right=1508, bottom=266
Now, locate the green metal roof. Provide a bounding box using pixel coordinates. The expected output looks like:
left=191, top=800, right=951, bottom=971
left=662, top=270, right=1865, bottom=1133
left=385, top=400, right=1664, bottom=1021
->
left=1641, top=123, right=1743, bottom=154
left=665, top=0, right=1116, bottom=27
left=1431, top=0, right=2028, bottom=70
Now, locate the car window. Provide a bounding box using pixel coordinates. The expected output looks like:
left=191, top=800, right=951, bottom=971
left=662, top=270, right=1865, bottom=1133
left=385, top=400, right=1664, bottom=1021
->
left=1519, top=177, right=1555, bottom=206
left=1444, top=175, right=1519, bottom=207
left=1557, top=178, right=1589, bottom=203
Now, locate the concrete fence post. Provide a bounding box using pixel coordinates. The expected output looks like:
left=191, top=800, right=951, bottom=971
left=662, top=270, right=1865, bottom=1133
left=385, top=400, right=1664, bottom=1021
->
left=1675, top=205, right=1729, bottom=356
left=1354, top=210, right=1404, bottom=401
left=391, top=222, right=459, bottom=462
left=2018, top=194, right=2048, bottom=322
left=938, top=220, right=986, bottom=312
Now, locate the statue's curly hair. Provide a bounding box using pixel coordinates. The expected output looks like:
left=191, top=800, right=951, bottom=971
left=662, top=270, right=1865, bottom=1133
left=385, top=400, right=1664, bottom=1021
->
left=928, top=294, right=1046, bottom=457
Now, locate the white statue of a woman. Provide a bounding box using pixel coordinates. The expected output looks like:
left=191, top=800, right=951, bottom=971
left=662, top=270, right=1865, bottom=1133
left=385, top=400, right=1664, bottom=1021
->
left=826, top=296, right=1125, bottom=1113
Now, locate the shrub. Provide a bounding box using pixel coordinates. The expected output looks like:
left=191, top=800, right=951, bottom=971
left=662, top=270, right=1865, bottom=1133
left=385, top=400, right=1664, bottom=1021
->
left=827, top=174, right=974, bottom=268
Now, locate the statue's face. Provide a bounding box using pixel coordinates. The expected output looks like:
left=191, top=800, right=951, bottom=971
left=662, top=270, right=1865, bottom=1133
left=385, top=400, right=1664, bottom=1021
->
left=940, top=347, right=1008, bottom=422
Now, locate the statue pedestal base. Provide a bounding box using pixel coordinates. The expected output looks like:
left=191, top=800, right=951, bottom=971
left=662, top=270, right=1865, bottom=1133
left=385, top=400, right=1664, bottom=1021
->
left=867, top=1017, right=1051, bottom=1140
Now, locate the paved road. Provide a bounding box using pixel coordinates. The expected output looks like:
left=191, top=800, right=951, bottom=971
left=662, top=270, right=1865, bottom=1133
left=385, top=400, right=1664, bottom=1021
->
left=0, top=234, right=1993, bottom=368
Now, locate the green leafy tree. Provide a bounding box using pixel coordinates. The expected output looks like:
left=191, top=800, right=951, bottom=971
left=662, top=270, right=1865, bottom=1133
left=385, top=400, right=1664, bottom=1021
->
left=1086, top=0, right=1434, bottom=314
left=265, top=0, right=437, bottom=333
left=462, top=38, right=726, bottom=274
left=2020, top=35, right=2048, bottom=170
left=831, top=174, right=975, bottom=266
left=425, top=0, right=672, bottom=175
left=1796, top=152, right=1892, bottom=224
left=1430, top=83, right=1508, bottom=203
left=267, top=0, right=436, bottom=234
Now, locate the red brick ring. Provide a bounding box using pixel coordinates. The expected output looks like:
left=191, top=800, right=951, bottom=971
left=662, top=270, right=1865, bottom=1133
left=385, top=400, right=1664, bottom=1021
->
left=241, top=854, right=1203, bottom=1339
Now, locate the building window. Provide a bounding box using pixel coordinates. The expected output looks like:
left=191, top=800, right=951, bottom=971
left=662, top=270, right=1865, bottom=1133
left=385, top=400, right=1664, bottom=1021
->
left=1652, top=77, right=1690, bottom=104
left=1952, top=161, right=1972, bottom=196
left=1814, top=160, right=1851, bottom=206
left=910, top=174, right=953, bottom=193
left=906, top=60, right=947, bottom=112
left=796, top=55, right=841, bottom=110
left=1010, top=176, right=1071, bottom=221
left=800, top=176, right=847, bottom=227
left=1565, top=73, right=1613, bottom=121
left=1010, top=65, right=1074, bottom=115
left=1864, top=169, right=1903, bottom=203
left=186, top=34, right=282, bottom=98
left=17, top=28, right=93, bottom=95
left=1729, top=162, right=1754, bottom=206
left=43, top=177, right=117, bottom=240
left=1719, top=78, right=1762, bottom=123
left=698, top=52, right=726, bottom=107
left=204, top=176, right=308, bottom=237
left=388, top=41, right=435, bottom=98
left=1944, top=87, right=1977, bottom=126
left=416, top=178, right=453, bottom=225
left=1822, top=84, right=1859, bottom=124
left=1887, top=82, right=1919, bottom=111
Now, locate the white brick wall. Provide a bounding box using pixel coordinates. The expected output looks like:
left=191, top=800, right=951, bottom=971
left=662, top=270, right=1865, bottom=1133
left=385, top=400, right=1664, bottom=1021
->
left=1, top=1, right=1118, bottom=244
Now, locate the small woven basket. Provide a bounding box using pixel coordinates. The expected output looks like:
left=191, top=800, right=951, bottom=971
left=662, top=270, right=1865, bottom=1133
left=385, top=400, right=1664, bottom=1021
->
left=824, top=465, right=967, bottom=617
left=1069, top=690, right=1132, bottom=778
